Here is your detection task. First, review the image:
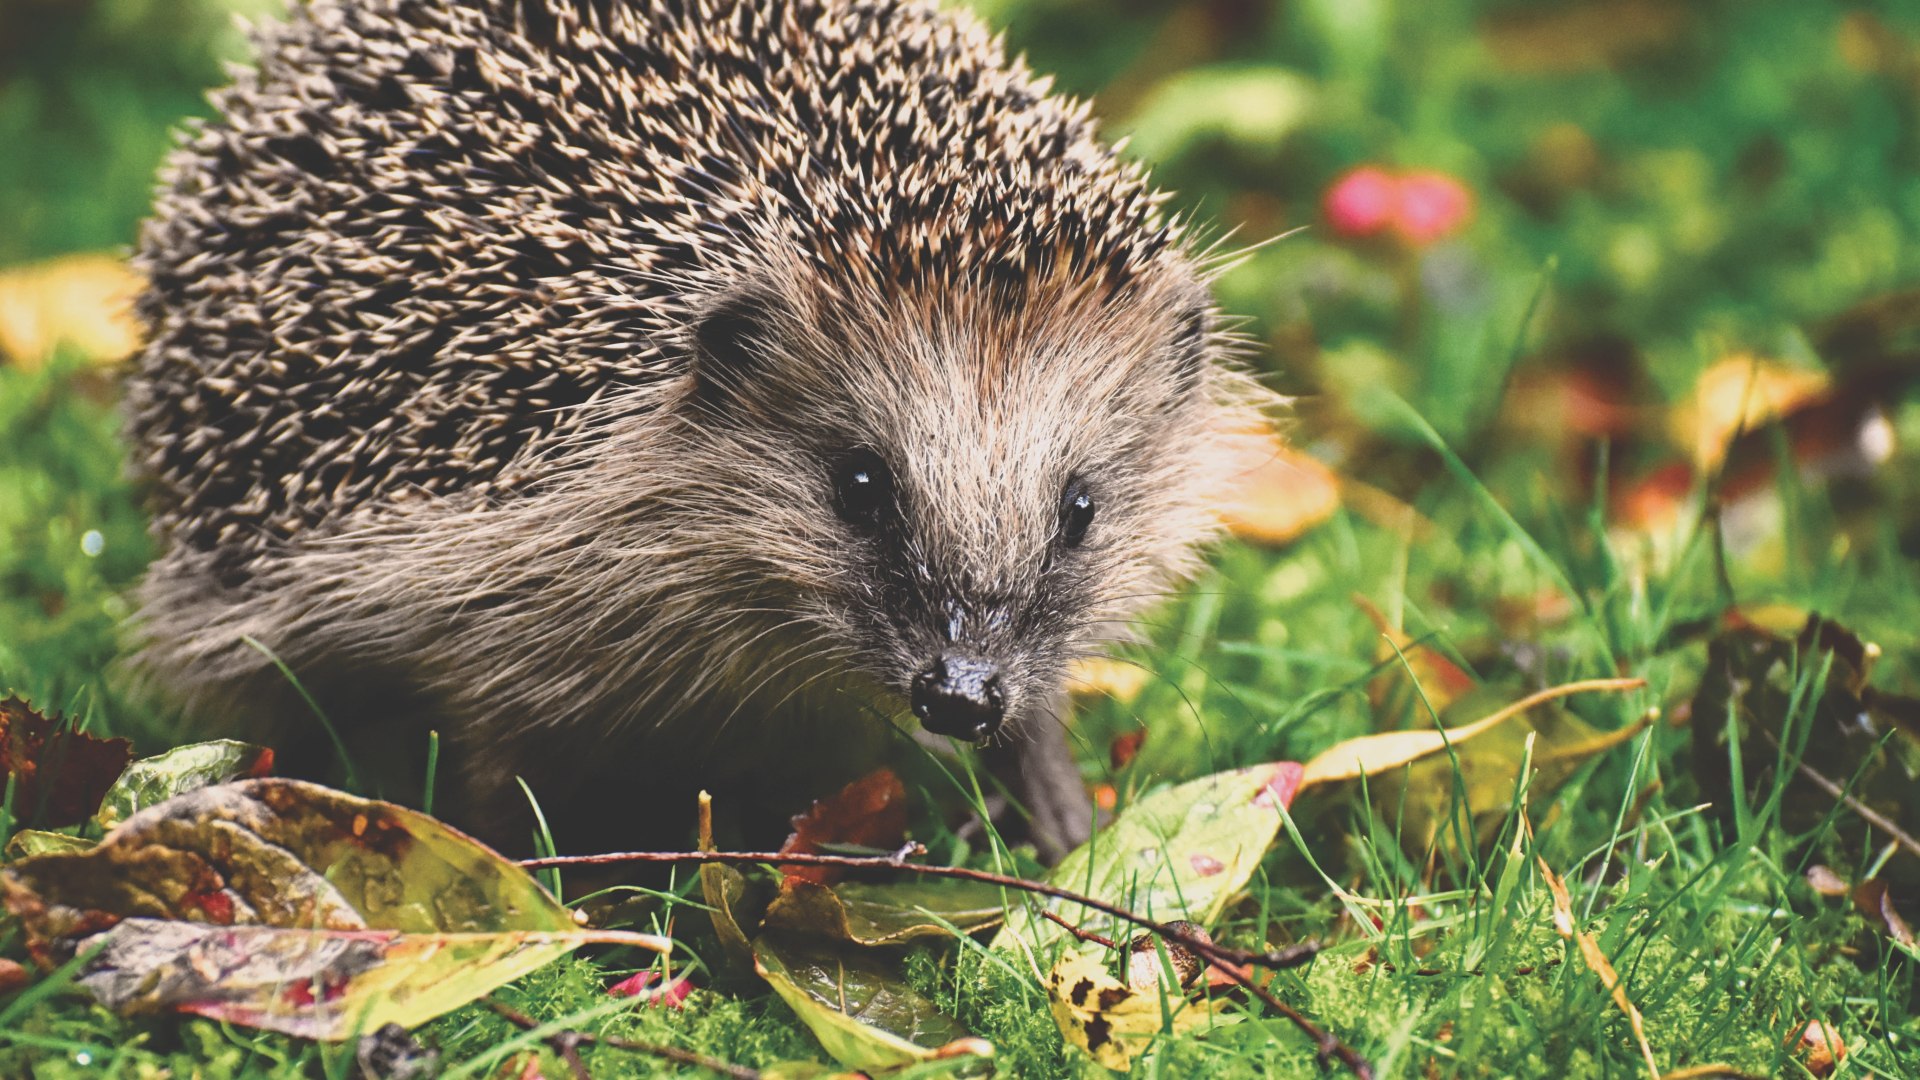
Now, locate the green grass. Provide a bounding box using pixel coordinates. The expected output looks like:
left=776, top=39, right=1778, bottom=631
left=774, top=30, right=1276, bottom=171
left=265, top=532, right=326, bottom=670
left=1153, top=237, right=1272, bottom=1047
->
left=3, top=0, right=1919, bottom=1076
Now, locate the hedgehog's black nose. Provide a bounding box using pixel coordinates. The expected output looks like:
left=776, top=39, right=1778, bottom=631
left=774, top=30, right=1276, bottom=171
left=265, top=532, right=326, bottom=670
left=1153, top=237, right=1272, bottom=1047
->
left=911, top=656, right=1004, bottom=741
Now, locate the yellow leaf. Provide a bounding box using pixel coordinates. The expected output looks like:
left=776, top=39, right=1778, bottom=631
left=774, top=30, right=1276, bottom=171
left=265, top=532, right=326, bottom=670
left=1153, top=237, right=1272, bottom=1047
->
left=1067, top=656, right=1151, bottom=704
left=1298, top=677, right=1646, bottom=790
left=1045, top=951, right=1223, bottom=1072
left=0, top=254, right=142, bottom=369
left=1219, top=428, right=1340, bottom=546
left=1673, top=354, right=1828, bottom=471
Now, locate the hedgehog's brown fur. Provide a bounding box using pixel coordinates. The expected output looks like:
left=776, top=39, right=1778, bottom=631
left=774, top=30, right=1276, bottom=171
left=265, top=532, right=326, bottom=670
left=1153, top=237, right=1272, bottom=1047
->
left=127, top=0, right=1267, bottom=854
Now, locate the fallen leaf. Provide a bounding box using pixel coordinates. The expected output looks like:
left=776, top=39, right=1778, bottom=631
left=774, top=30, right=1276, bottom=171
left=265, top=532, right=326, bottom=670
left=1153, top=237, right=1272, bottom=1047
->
left=0, top=779, right=665, bottom=1038
left=700, top=793, right=763, bottom=970
left=1688, top=612, right=1920, bottom=897
left=779, top=769, right=908, bottom=886
left=1355, top=595, right=1477, bottom=715
left=3, top=829, right=94, bottom=860
left=94, top=739, right=274, bottom=830
left=1363, top=698, right=1656, bottom=856
left=1673, top=354, right=1829, bottom=472
left=0, top=253, right=142, bottom=368
left=1298, top=677, right=1646, bottom=790
left=1852, top=879, right=1915, bottom=946
left=1539, top=856, right=1660, bottom=1078
left=993, top=762, right=1303, bottom=956
left=0, top=696, right=133, bottom=828
left=752, top=933, right=985, bottom=1071
left=763, top=878, right=1005, bottom=947
left=1219, top=428, right=1340, bottom=546
left=76, top=918, right=652, bottom=1039
left=1070, top=656, right=1151, bottom=705
left=1045, top=950, right=1224, bottom=1072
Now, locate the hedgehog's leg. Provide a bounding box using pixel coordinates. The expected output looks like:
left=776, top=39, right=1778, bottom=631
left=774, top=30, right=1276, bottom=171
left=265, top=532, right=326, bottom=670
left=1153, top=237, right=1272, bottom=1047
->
left=985, top=696, right=1093, bottom=863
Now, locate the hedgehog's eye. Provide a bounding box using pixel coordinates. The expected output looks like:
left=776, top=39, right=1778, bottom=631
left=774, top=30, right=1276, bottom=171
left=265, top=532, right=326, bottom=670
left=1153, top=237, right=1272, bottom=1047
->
left=1058, top=478, right=1095, bottom=547
left=832, top=449, right=894, bottom=526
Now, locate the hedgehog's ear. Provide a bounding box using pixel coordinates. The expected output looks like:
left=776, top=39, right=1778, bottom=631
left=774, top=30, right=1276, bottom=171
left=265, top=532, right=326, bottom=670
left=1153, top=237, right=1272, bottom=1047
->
left=685, top=288, right=780, bottom=403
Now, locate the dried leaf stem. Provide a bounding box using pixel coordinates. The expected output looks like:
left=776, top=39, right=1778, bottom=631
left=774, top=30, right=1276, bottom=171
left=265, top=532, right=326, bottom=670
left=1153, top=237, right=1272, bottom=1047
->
left=488, top=1000, right=759, bottom=1080
left=520, top=847, right=1367, bottom=1078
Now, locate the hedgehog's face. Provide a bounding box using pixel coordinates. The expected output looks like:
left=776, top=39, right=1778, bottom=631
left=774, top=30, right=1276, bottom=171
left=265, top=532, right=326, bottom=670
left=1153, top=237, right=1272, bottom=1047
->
left=674, top=274, right=1242, bottom=744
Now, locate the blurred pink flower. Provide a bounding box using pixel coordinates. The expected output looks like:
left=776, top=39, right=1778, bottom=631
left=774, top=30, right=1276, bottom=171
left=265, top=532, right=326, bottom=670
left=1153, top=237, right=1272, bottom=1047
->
left=1322, top=166, right=1475, bottom=246
left=1322, top=166, right=1399, bottom=238
left=1393, top=170, right=1475, bottom=244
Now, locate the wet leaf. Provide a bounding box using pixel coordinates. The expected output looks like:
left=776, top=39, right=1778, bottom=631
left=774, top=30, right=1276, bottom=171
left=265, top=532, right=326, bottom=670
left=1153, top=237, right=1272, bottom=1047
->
left=94, top=739, right=274, bottom=830
left=0, top=696, right=133, bottom=828
left=74, top=918, right=652, bottom=1039
left=763, top=879, right=1005, bottom=946
left=752, top=933, right=985, bottom=1071
left=700, top=794, right=763, bottom=970
left=1045, top=950, right=1225, bottom=1072
left=0, top=779, right=666, bottom=1038
left=779, top=769, right=908, bottom=886
left=993, top=762, right=1302, bottom=955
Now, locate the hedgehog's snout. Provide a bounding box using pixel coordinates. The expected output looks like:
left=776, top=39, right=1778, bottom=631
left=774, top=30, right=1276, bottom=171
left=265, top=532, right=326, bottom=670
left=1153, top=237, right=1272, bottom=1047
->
left=909, top=654, right=1005, bottom=742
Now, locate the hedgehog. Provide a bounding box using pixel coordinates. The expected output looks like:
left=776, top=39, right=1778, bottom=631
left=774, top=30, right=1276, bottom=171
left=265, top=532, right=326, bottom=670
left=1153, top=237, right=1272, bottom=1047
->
left=126, top=0, right=1268, bottom=858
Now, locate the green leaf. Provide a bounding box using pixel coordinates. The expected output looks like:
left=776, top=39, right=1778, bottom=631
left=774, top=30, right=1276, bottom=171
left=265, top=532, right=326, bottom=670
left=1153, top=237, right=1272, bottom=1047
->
left=0, top=778, right=666, bottom=1039
left=752, top=933, right=987, bottom=1071
left=992, top=762, right=1303, bottom=956
left=93, top=739, right=273, bottom=830
left=4, top=828, right=93, bottom=859
left=763, top=879, right=1005, bottom=946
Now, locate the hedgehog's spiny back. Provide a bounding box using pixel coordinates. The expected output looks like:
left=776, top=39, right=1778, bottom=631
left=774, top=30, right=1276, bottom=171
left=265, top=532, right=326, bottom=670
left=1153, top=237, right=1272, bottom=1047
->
left=129, top=0, right=1181, bottom=579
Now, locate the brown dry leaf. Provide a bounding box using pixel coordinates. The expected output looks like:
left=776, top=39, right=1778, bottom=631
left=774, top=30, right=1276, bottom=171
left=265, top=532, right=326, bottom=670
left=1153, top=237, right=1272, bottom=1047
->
left=1538, top=857, right=1660, bottom=1079
left=0, top=696, right=134, bottom=828
left=0, top=253, right=143, bottom=368
left=1673, top=354, right=1829, bottom=472
left=778, top=768, right=907, bottom=886
left=1852, top=879, right=1916, bottom=946
left=1297, top=677, right=1646, bottom=790
left=1218, top=427, right=1340, bottom=546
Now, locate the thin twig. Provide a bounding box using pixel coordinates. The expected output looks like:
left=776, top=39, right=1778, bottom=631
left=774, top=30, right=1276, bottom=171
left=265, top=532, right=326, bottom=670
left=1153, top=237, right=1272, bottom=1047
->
left=1042, top=909, right=1120, bottom=949
left=1755, top=727, right=1920, bottom=860
left=520, top=847, right=1366, bottom=1077
left=488, top=1000, right=760, bottom=1080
